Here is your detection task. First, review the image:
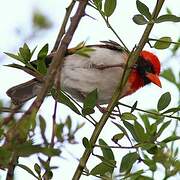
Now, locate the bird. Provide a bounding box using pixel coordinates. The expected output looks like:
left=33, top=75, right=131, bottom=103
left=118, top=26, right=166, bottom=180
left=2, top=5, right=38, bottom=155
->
left=6, top=41, right=161, bottom=105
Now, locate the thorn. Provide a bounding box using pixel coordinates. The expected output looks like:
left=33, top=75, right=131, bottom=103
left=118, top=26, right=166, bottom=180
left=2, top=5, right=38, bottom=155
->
left=84, top=12, right=96, bottom=20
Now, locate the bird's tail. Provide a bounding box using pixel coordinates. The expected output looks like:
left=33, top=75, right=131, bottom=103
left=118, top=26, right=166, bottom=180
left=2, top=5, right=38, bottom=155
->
left=6, top=79, right=43, bottom=105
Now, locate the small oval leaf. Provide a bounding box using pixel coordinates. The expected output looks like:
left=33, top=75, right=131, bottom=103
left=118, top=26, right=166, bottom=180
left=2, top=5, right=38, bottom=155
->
left=136, top=0, right=151, bottom=20
left=134, top=121, right=147, bottom=142
left=120, top=152, right=139, bottom=173
left=162, top=135, right=180, bottom=143
left=82, top=137, right=92, bottom=149
left=90, top=162, right=112, bottom=176
left=99, top=139, right=115, bottom=160
left=156, top=14, right=180, bottom=23
left=156, top=121, right=171, bottom=138
left=121, top=112, right=137, bottom=121
left=93, top=0, right=102, bottom=10
left=133, top=14, right=148, bottom=25
left=162, top=106, right=180, bottom=114
left=34, top=163, right=41, bottom=175
left=82, top=89, right=98, bottom=115
left=104, top=0, right=117, bottom=17
left=154, top=37, right=172, bottom=49
left=51, top=89, right=81, bottom=115
left=123, top=121, right=139, bottom=142
left=157, top=92, right=171, bottom=111
left=17, top=164, right=38, bottom=178
left=112, top=133, right=124, bottom=143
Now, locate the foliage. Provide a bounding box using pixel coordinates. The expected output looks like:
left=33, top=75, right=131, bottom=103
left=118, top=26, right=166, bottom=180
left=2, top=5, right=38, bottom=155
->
left=0, top=0, right=180, bottom=179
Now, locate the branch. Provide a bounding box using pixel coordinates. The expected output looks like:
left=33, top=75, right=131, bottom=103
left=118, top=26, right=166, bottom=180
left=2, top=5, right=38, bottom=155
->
left=5, top=1, right=88, bottom=179
left=51, top=0, right=76, bottom=52
left=149, top=38, right=180, bottom=45
left=118, top=102, right=180, bottom=120
left=88, top=2, right=129, bottom=52
left=72, top=0, right=165, bottom=179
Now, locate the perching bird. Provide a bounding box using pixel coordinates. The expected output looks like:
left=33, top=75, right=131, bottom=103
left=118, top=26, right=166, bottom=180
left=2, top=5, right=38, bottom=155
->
left=6, top=41, right=161, bottom=105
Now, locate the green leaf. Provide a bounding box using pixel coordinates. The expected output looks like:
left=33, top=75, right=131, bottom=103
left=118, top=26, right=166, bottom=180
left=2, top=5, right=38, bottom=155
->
left=156, top=121, right=171, bottom=138
left=149, top=123, right=157, bottom=137
left=5, top=63, right=25, bottom=70
left=39, top=115, right=48, bottom=144
left=121, top=112, right=137, bottom=121
left=143, top=159, right=157, bottom=171
left=75, top=47, right=95, bottom=58
left=34, top=163, right=41, bottom=176
left=139, top=114, right=150, bottom=134
left=39, top=115, right=46, bottom=135
left=154, top=37, right=172, bottom=49
left=137, top=143, right=156, bottom=151
left=55, top=123, right=64, bottom=141
left=4, top=52, right=24, bottom=62
left=123, top=121, right=139, bottom=142
left=43, top=170, right=53, bottom=179
left=65, top=116, right=72, bottom=131
left=157, top=92, right=171, bottom=111
left=51, top=89, right=81, bottom=115
left=38, top=44, right=49, bottom=59
left=112, top=133, right=124, bottom=143
left=112, top=121, right=131, bottom=142
left=17, top=164, right=38, bottom=178
left=134, top=121, right=147, bottom=142
left=93, top=0, right=102, bottom=10
left=133, top=14, right=148, bottom=25
left=162, top=135, right=180, bottom=143
left=14, top=142, right=61, bottom=157
left=90, top=162, right=112, bottom=176
left=74, top=122, right=85, bottom=134
left=104, top=0, right=117, bottom=17
left=124, top=170, right=144, bottom=179
left=171, top=37, right=180, bottom=55
left=120, top=152, right=139, bottom=173
left=37, top=44, right=48, bottom=74
left=82, top=89, right=98, bottom=115
left=155, top=14, right=180, bottom=23
left=131, top=101, right=138, bottom=113
left=0, top=147, right=12, bottom=166
left=136, top=0, right=151, bottom=20
left=99, top=139, right=115, bottom=160
left=166, top=8, right=172, bottom=15
left=162, top=106, right=180, bottom=114
left=19, top=43, right=32, bottom=62
left=161, top=68, right=176, bottom=84
left=33, top=10, right=52, bottom=29
left=95, top=155, right=116, bottom=168
left=82, top=137, right=92, bottom=150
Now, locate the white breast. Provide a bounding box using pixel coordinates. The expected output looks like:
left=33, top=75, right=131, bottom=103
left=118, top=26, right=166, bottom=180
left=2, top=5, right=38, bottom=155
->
left=60, top=47, right=128, bottom=104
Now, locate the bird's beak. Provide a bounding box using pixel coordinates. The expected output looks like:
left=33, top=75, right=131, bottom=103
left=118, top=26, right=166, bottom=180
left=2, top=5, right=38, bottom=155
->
left=145, top=72, right=162, bottom=88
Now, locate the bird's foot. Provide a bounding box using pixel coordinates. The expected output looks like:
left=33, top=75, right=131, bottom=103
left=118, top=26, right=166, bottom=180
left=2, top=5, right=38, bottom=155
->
left=96, top=105, right=120, bottom=119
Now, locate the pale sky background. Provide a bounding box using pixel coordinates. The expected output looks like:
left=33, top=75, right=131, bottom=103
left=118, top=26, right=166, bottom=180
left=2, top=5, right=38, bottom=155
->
left=0, top=0, right=180, bottom=180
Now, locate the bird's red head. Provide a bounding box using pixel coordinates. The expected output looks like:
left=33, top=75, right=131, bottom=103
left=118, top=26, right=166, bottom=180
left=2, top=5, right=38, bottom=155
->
left=139, top=50, right=161, bottom=88
left=127, top=51, right=161, bottom=96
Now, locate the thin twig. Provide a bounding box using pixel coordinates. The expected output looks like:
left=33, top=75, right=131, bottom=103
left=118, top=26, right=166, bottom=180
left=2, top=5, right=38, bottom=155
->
left=2, top=105, right=22, bottom=126
left=94, top=144, right=137, bottom=149
left=118, top=102, right=180, bottom=120
left=62, top=90, right=97, bottom=125
left=51, top=0, right=76, bottom=52
left=6, top=153, right=18, bottom=180
left=149, top=38, right=180, bottom=45
left=88, top=2, right=129, bottom=52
